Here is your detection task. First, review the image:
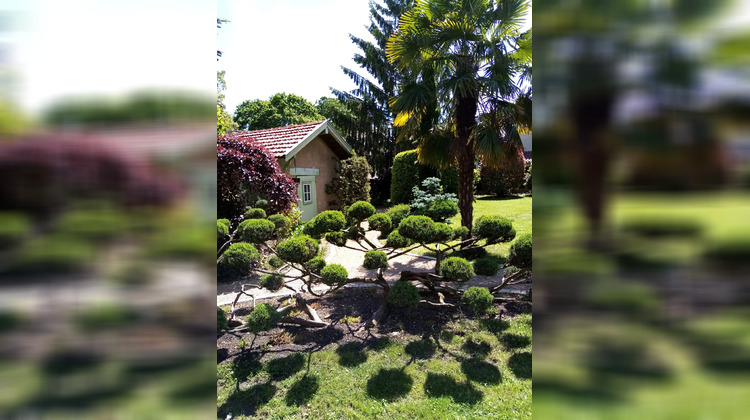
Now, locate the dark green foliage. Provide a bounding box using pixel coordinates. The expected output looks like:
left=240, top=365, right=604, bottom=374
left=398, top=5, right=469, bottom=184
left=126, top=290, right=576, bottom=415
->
left=237, top=219, right=276, bottom=244
left=388, top=281, right=421, bottom=308
left=432, top=223, right=454, bottom=243
left=452, top=225, right=469, bottom=240
left=304, top=256, right=327, bottom=274
left=367, top=213, right=392, bottom=234
left=451, top=246, right=488, bottom=261
left=221, top=243, right=260, bottom=273
left=217, top=219, right=230, bottom=238
left=348, top=201, right=376, bottom=221
left=304, top=211, right=346, bottom=237
left=325, top=231, right=347, bottom=246
left=218, top=307, right=228, bottom=333
left=326, top=155, right=372, bottom=208
left=14, top=235, right=94, bottom=273
left=276, top=236, right=319, bottom=264
left=421, top=199, right=459, bottom=223
left=233, top=93, right=323, bottom=130
left=474, top=216, right=515, bottom=244
left=260, top=273, right=285, bottom=291
left=55, top=208, right=132, bottom=240
left=398, top=215, right=436, bottom=244
left=703, top=237, right=750, bottom=268
left=246, top=303, right=281, bottom=333
left=473, top=257, right=500, bottom=276
left=345, top=224, right=362, bottom=240
left=363, top=250, right=389, bottom=269
left=438, top=167, right=459, bottom=194
left=440, top=257, right=475, bottom=282
left=268, top=256, right=284, bottom=268
left=386, top=204, right=411, bottom=227
left=524, top=161, right=532, bottom=192
left=507, top=234, right=532, bottom=269
left=391, top=150, right=423, bottom=204
left=321, top=264, right=349, bottom=286
left=254, top=198, right=269, bottom=209
left=369, top=169, right=391, bottom=206
left=477, top=149, right=527, bottom=197
left=386, top=230, right=412, bottom=248
left=0, top=212, right=30, bottom=248
left=74, top=303, right=138, bottom=331
left=244, top=208, right=267, bottom=219
left=462, top=287, right=494, bottom=315
left=622, top=218, right=703, bottom=239
left=267, top=214, right=292, bottom=238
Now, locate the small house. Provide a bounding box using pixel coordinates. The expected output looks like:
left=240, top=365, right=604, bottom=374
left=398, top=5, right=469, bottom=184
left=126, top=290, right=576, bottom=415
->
left=234, top=120, right=353, bottom=221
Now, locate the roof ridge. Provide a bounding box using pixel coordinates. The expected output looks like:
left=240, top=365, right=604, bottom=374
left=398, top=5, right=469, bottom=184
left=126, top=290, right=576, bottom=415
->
left=243, top=120, right=325, bottom=134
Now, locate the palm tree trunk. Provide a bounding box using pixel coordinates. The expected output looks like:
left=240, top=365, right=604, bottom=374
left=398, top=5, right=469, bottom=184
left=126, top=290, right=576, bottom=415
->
left=455, top=84, right=478, bottom=241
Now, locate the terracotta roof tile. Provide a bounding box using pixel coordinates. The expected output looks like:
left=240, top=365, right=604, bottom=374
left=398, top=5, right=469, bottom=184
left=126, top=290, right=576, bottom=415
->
left=233, top=121, right=325, bottom=158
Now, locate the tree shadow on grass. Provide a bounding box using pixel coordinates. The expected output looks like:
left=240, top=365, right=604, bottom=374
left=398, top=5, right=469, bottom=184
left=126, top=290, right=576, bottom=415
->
left=285, top=374, right=320, bottom=406
left=336, top=342, right=368, bottom=367
left=500, top=333, right=531, bottom=350
left=423, top=372, right=483, bottom=405
left=366, top=368, right=413, bottom=401
left=265, top=353, right=305, bottom=381
left=366, top=336, right=393, bottom=352
left=218, top=382, right=276, bottom=418
left=508, top=352, right=531, bottom=379
left=478, top=318, right=510, bottom=337
left=461, top=357, right=502, bottom=385
left=405, top=338, right=436, bottom=362
left=231, top=352, right=263, bottom=385
left=461, top=338, right=492, bottom=359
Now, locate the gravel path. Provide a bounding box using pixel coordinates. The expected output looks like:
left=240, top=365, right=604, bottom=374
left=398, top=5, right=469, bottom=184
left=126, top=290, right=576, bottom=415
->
left=217, top=228, right=529, bottom=307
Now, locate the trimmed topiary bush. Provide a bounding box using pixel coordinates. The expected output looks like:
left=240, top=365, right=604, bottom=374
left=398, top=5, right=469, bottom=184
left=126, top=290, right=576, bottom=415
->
left=398, top=215, right=436, bottom=244
left=440, top=257, right=475, bottom=282
left=385, top=230, right=412, bottom=248
left=391, top=150, right=423, bottom=204
left=218, top=307, right=228, bottom=333
left=244, top=208, right=267, bottom=220
left=507, top=234, right=532, bottom=269
left=325, top=231, right=347, bottom=246
left=254, top=198, right=269, bottom=209
left=367, top=213, right=392, bottom=234
left=268, top=214, right=292, bottom=238
left=348, top=201, right=376, bottom=221
left=432, top=223, right=454, bottom=243
left=363, top=250, right=389, bottom=270
left=321, top=264, right=348, bottom=286
left=386, top=204, right=411, bottom=228
left=220, top=243, right=260, bottom=273
left=260, top=273, right=284, bottom=291
left=474, top=216, right=515, bottom=244
left=276, top=236, right=319, bottom=264
left=703, top=236, right=750, bottom=268
left=304, top=256, right=327, bottom=274
left=304, top=210, right=346, bottom=237
left=268, top=255, right=284, bottom=268
left=473, top=257, right=500, bottom=276
left=237, top=218, right=276, bottom=244
left=246, top=303, right=281, bottom=333
left=388, top=280, right=421, bottom=308
left=452, top=226, right=469, bottom=240
left=217, top=218, right=230, bottom=238
left=462, top=287, right=494, bottom=315
left=422, top=199, right=459, bottom=223
left=326, top=155, right=372, bottom=209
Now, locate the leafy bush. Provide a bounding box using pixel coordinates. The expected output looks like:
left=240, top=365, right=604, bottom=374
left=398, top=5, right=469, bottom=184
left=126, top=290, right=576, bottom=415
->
left=74, top=303, right=138, bottom=331
left=452, top=226, right=470, bottom=240
left=386, top=204, right=411, bottom=228
left=524, top=161, right=532, bottom=192
left=260, top=273, right=285, bottom=291
left=268, top=214, right=292, bottom=238
left=438, top=167, right=459, bottom=194
left=398, top=215, right=436, bottom=244
left=388, top=281, right=421, bottom=308
left=326, top=155, right=372, bottom=209
left=391, top=150, right=423, bottom=204
left=477, top=149, right=526, bottom=197
left=276, top=236, right=319, bottom=264
left=367, top=213, right=392, bottom=234
left=440, top=257, right=475, bottom=282
left=15, top=235, right=94, bottom=273
left=433, top=223, right=454, bottom=243
left=236, top=218, right=276, bottom=244
left=325, top=231, right=347, bottom=246
left=217, top=218, right=230, bottom=238
left=462, top=287, right=494, bottom=315
left=321, top=264, right=349, bottom=286
left=507, top=234, right=532, bottom=269
left=304, top=210, right=346, bottom=237
left=218, top=136, right=297, bottom=218
left=348, top=201, right=376, bottom=221
left=363, top=250, right=389, bottom=270
left=421, top=200, right=459, bottom=223
left=385, top=230, right=412, bottom=248
left=246, top=303, right=281, bottom=333
left=221, top=243, right=260, bottom=273
left=304, top=256, right=327, bottom=274
left=0, top=212, right=30, bottom=248
left=370, top=169, right=391, bottom=206
left=218, top=307, right=228, bottom=333
left=622, top=218, right=703, bottom=239
left=255, top=198, right=269, bottom=209
left=244, top=208, right=267, bottom=219
left=450, top=246, right=488, bottom=261
left=54, top=208, right=132, bottom=241
left=703, top=236, right=750, bottom=268
left=268, top=255, right=284, bottom=268
left=410, top=178, right=458, bottom=222
left=473, top=258, right=500, bottom=276
left=474, top=216, right=515, bottom=244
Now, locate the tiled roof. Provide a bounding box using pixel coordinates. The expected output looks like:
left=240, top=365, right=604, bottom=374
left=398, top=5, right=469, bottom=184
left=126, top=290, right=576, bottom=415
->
left=233, top=121, right=325, bottom=158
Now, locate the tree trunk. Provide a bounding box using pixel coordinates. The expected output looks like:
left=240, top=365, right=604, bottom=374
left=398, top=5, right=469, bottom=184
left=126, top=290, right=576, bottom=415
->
left=454, top=77, right=478, bottom=243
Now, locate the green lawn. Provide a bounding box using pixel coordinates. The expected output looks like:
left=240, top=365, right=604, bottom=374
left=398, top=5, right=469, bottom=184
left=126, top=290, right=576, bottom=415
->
left=218, top=313, right=531, bottom=419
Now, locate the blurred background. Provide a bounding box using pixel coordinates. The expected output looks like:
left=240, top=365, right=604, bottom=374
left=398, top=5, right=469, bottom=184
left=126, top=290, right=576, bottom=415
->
left=534, top=0, right=750, bottom=418
left=0, top=1, right=216, bottom=417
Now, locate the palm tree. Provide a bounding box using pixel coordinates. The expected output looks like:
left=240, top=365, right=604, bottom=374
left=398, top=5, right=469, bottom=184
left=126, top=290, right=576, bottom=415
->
left=387, top=0, right=531, bottom=236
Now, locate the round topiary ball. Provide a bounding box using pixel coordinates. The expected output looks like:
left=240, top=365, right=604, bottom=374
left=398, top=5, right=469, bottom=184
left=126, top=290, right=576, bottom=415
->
left=473, top=257, right=500, bottom=276
left=321, top=264, right=348, bottom=286
left=260, top=273, right=284, bottom=291
left=474, top=216, right=515, bottom=244
left=268, top=255, right=284, bottom=268
left=461, top=287, right=494, bottom=315
left=348, top=201, right=376, bottom=221
left=246, top=303, right=281, bottom=333
left=507, top=234, right=531, bottom=269
left=237, top=219, right=276, bottom=244
left=325, top=231, right=347, bottom=246
left=452, top=226, right=469, bottom=240
left=398, top=215, right=436, bottom=244
left=367, top=213, right=392, bottom=234
left=440, top=257, right=475, bottom=282
left=363, top=250, right=389, bottom=270
left=385, top=230, right=412, bottom=249
left=217, top=307, right=228, bottom=333
left=388, top=281, right=420, bottom=308
left=276, top=235, right=319, bottom=264
left=386, top=204, right=411, bottom=227
left=268, top=214, right=292, bottom=238
left=423, top=200, right=459, bottom=223
left=221, top=243, right=260, bottom=273
left=313, top=211, right=346, bottom=232
left=254, top=198, right=269, bottom=209
left=244, top=208, right=267, bottom=219
left=217, top=219, right=230, bottom=238
left=432, top=223, right=454, bottom=243
left=304, top=256, right=326, bottom=274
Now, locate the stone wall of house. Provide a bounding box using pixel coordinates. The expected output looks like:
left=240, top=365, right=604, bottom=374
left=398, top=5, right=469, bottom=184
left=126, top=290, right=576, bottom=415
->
left=283, top=136, right=340, bottom=212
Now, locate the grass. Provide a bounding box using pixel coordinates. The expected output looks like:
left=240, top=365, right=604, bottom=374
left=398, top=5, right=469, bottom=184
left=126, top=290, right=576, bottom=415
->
left=217, top=313, right=531, bottom=419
